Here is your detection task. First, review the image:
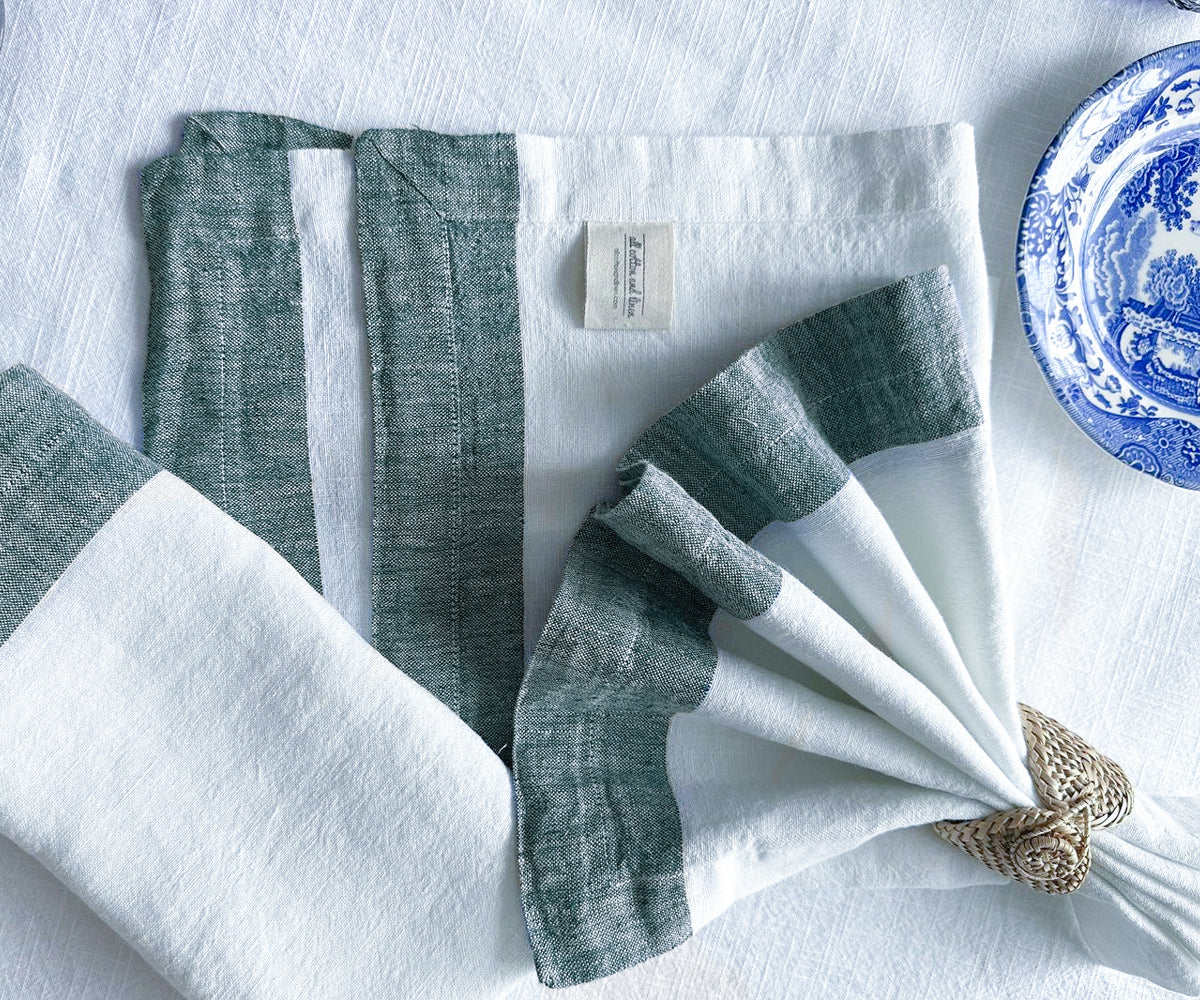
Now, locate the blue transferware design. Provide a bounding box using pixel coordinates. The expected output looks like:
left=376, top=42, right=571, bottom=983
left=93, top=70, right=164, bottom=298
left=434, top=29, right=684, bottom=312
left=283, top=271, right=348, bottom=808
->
left=1018, top=41, right=1200, bottom=487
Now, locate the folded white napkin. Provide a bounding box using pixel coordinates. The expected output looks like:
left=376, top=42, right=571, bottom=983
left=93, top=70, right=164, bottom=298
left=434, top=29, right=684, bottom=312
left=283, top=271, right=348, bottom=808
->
left=0, top=365, right=535, bottom=1000
left=513, top=268, right=1200, bottom=993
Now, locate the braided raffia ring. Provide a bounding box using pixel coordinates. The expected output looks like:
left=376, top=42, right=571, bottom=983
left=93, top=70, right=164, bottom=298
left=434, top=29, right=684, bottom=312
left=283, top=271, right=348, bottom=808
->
left=933, top=705, right=1132, bottom=895
left=1013, top=826, right=1083, bottom=882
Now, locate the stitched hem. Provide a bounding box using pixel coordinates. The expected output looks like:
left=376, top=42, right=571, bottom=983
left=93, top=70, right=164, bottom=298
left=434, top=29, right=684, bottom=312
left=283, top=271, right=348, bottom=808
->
left=355, top=128, right=525, bottom=760
left=0, top=365, right=158, bottom=645
left=140, top=117, right=326, bottom=591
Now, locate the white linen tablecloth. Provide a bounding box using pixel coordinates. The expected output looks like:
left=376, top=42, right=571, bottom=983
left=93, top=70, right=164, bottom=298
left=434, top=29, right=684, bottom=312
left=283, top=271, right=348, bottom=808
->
left=2, top=1, right=1200, bottom=997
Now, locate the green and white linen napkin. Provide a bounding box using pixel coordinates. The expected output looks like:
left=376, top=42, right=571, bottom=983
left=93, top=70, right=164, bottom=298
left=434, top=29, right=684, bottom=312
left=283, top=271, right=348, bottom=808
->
left=134, top=114, right=993, bottom=775
left=0, top=365, right=535, bottom=999
left=12, top=112, right=1192, bottom=997
left=140, top=114, right=525, bottom=760
left=513, top=268, right=1200, bottom=993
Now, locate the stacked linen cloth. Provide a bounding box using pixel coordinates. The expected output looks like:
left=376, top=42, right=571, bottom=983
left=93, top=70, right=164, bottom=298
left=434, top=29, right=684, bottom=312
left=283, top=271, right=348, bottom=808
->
left=3, top=114, right=1200, bottom=1000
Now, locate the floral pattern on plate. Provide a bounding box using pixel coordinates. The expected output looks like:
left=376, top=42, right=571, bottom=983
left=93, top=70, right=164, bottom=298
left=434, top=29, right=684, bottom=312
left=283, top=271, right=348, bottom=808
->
left=1018, top=41, right=1200, bottom=486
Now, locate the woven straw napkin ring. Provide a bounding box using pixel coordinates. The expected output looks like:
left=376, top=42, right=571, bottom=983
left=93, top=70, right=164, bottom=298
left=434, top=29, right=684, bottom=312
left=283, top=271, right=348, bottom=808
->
left=935, top=704, right=1133, bottom=894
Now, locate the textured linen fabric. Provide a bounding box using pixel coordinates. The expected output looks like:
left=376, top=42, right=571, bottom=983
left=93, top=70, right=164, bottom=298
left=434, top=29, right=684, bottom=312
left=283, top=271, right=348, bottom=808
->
left=140, top=115, right=526, bottom=760
left=0, top=364, right=537, bottom=1000
left=290, top=146, right=373, bottom=638
left=355, top=127, right=525, bottom=761
left=514, top=271, right=1200, bottom=992
left=140, top=114, right=350, bottom=592
left=515, top=124, right=993, bottom=653
left=5, top=3, right=1200, bottom=1000
left=0, top=366, right=157, bottom=641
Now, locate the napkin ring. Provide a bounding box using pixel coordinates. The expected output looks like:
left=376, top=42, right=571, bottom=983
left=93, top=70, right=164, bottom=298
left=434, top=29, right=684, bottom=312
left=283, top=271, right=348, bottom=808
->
left=934, top=704, right=1133, bottom=894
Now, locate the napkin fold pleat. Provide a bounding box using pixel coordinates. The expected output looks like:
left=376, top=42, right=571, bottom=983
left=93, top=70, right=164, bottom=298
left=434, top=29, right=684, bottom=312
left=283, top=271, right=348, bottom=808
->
left=615, top=268, right=1029, bottom=784
left=596, top=465, right=1023, bottom=807
left=1076, top=801, right=1200, bottom=991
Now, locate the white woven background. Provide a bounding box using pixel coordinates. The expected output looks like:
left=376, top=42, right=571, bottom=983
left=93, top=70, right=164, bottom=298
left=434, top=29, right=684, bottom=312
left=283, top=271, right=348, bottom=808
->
left=2, top=1, right=1200, bottom=997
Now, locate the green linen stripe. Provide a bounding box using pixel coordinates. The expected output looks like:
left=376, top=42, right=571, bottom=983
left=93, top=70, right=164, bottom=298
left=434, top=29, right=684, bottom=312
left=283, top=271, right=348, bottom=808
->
left=597, top=461, right=782, bottom=621
left=140, top=113, right=351, bottom=592
left=0, top=365, right=158, bottom=645
left=775, top=266, right=983, bottom=465
left=355, top=129, right=524, bottom=761
left=514, top=519, right=716, bottom=988
left=176, top=112, right=352, bottom=156
left=141, top=115, right=526, bottom=759
left=623, top=266, right=982, bottom=539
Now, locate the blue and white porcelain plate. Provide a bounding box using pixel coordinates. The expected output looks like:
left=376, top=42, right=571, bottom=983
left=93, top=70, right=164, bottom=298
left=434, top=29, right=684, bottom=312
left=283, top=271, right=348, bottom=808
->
left=1018, top=41, right=1200, bottom=487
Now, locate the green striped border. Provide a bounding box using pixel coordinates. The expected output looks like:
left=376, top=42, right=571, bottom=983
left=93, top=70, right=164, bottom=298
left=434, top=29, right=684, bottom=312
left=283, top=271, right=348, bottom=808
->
left=0, top=365, right=158, bottom=645
left=140, top=113, right=352, bottom=592
left=772, top=265, right=983, bottom=465
left=355, top=129, right=524, bottom=760
left=142, top=116, right=527, bottom=758
left=514, top=268, right=985, bottom=986
left=514, top=519, right=717, bottom=987
left=623, top=266, right=982, bottom=538
left=597, top=461, right=782, bottom=621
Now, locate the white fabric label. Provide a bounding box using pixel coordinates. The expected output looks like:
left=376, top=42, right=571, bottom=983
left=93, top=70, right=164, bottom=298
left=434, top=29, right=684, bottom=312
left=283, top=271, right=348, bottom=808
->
left=583, top=221, right=674, bottom=329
